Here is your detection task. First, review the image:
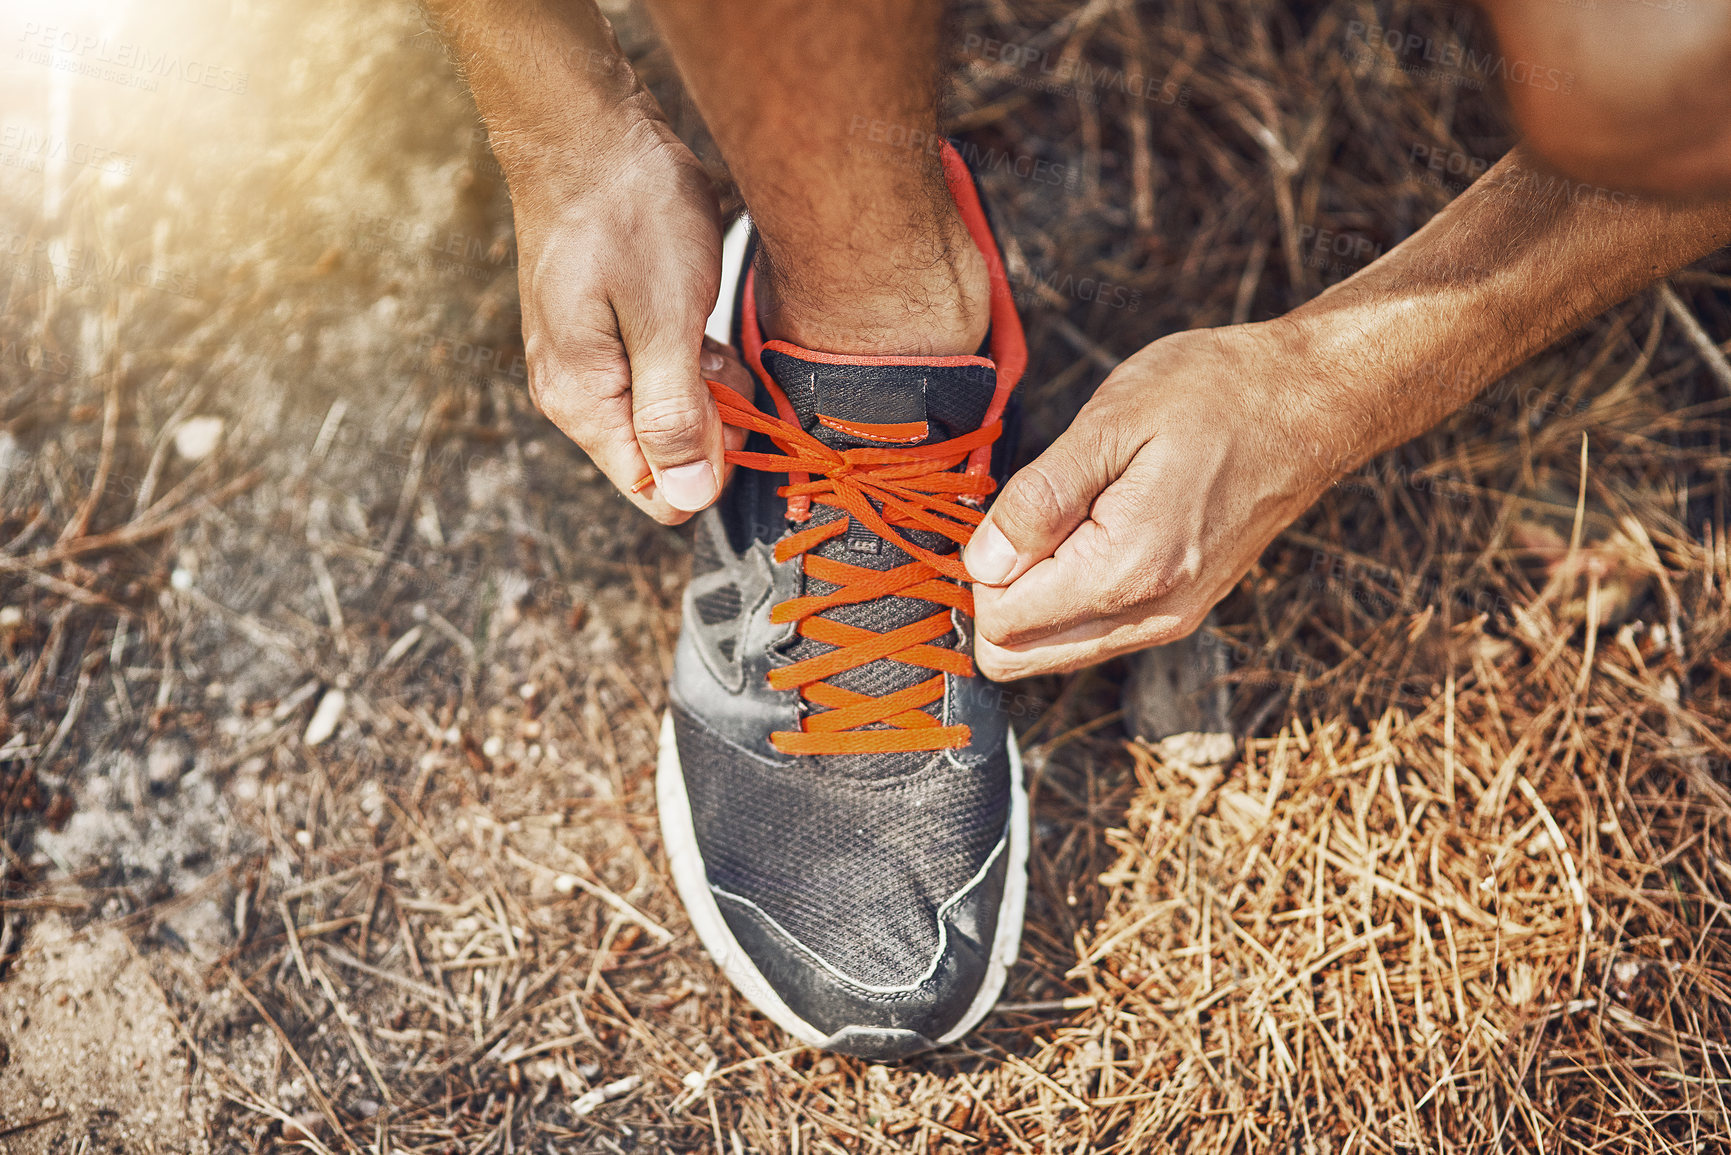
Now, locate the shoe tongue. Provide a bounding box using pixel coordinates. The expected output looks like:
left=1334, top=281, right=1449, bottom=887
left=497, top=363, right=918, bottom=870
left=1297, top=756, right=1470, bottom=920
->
left=760, top=340, right=996, bottom=770
left=758, top=341, right=998, bottom=452
left=755, top=348, right=995, bottom=770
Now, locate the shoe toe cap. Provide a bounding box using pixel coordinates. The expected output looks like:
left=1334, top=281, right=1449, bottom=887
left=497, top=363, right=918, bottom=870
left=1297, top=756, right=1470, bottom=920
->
left=713, top=845, right=1006, bottom=1057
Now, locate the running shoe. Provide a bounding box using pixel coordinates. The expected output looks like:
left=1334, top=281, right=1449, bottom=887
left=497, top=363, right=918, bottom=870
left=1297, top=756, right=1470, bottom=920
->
left=657, top=141, right=1028, bottom=1060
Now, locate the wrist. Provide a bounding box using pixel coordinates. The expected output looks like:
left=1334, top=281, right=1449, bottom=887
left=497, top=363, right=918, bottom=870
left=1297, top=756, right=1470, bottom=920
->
left=432, top=0, right=649, bottom=193
left=490, top=92, right=673, bottom=212
left=1275, top=294, right=1482, bottom=478
left=1232, top=312, right=1376, bottom=490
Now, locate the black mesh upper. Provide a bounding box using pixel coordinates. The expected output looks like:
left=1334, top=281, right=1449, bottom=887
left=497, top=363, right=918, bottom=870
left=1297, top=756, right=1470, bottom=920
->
left=674, top=704, right=1009, bottom=987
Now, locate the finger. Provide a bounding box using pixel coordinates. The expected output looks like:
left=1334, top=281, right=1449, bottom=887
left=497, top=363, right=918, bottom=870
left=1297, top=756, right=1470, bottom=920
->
left=973, top=510, right=1163, bottom=646
left=700, top=336, right=754, bottom=477
left=963, top=421, right=1123, bottom=587
left=528, top=354, right=698, bottom=525
left=974, top=608, right=1197, bottom=681
left=620, top=306, right=724, bottom=513
left=700, top=335, right=755, bottom=400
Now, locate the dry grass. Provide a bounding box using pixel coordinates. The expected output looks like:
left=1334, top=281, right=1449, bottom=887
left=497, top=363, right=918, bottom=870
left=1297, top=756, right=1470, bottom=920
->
left=1, top=0, right=1729, bottom=1150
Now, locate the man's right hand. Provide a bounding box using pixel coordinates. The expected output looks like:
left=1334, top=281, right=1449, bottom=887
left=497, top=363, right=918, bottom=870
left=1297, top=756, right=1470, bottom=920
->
left=426, top=0, right=749, bottom=523
left=514, top=103, right=750, bottom=524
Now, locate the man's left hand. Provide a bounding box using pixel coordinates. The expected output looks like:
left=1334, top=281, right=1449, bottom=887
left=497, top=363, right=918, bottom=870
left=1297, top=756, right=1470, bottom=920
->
left=964, top=320, right=1348, bottom=679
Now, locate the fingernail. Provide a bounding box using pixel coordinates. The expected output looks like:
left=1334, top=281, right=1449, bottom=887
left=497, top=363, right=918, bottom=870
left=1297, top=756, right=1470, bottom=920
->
left=700, top=350, right=725, bottom=373
left=965, top=523, right=1017, bottom=585
left=658, top=461, right=717, bottom=511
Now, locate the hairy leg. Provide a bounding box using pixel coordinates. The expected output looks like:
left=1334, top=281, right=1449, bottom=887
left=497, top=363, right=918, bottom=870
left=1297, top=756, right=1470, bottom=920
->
left=1480, top=0, right=1731, bottom=196
left=641, top=0, right=990, bottom=357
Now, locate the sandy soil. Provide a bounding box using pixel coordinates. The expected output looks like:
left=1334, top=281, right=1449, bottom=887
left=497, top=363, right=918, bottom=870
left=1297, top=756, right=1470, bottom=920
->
left=0, top=914, right=210, bottom=1154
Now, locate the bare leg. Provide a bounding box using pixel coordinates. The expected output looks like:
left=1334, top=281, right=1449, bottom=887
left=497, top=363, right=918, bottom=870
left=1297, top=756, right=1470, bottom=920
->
left=641, top=0, right=990, bottom=357
left=1480, top=0, right=1731, bottom=196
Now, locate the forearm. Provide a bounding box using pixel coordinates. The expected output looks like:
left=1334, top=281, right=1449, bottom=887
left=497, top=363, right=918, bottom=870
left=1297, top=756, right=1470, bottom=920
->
left=1289, top=145, right=1731, bottom=472
left=422, top=0, right=648, bottom=184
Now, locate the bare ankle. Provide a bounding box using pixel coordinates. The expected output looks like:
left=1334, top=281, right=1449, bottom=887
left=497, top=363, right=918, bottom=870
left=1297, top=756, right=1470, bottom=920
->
left=754, top=212, right=992, bottom=358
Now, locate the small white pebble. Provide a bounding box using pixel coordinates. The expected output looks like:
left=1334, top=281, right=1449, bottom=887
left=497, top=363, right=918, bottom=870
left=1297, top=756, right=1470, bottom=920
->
left=518, top=682, right=539, bottom=701
left=0, top=606, right=21, bottom=630
left=553, top=874, right=579, bottom=896
left=359, top=780, right=385, bottom=824
left=482, top=735, right=504, bottom=758
left=294, top=830, right=312, bottom=847
left=173, top=415, right=224, bottom=461
left=573, top=1075, right=640, bottom=1116
left=170, top=567, right=193, bottom=591
left=147, top=739, right=190, bottom=785
left=303, top=689, right=346, bottom=747
left=1613, top=960, right=1642, bottom=986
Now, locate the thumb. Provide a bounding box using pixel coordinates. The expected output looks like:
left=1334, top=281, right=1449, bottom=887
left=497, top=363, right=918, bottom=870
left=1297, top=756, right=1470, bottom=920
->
left=964, top=428, right=1117, bottom=586
left=622, top=320, right=725, bottom=513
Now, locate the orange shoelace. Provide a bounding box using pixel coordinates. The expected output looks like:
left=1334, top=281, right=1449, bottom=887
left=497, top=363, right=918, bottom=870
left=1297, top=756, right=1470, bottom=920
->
left=704, top=379, right=999, bottom=755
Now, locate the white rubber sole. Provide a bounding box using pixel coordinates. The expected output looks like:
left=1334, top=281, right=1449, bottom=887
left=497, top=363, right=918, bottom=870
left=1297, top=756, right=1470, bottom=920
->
left=656, top=710, right=1029, bottom=1054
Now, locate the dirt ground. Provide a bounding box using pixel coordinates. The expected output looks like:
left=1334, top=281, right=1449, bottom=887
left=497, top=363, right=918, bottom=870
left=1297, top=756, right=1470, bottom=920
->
left=0, top=913, right=211, bottom=1153
left=2, top=0, right=1730, bottom=1151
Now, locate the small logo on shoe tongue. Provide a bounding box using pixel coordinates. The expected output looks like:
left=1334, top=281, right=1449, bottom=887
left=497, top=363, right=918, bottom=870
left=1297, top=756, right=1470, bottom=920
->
left=845, top=519, right=882, bottom=554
